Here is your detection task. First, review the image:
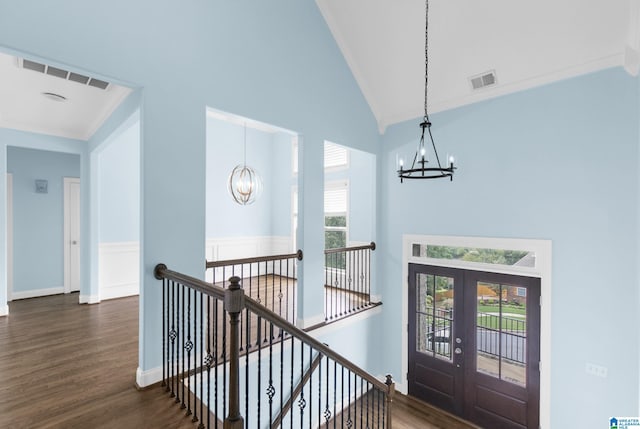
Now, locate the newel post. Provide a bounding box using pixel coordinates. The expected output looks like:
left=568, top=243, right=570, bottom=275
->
left=385, top=374, right=395, bottom=429
left=224, top=276, right=245, bottom=429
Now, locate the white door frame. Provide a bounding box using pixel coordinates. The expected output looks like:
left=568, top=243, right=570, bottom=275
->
left=63, top=177, right=80, bottom=294
left=7, top=173, right=12, bottom=301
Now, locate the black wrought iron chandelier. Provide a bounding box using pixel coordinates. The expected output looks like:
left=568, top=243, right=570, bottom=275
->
left=398, top=0, right=456, bottom=182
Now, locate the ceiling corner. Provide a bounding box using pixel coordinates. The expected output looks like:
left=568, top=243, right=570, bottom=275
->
left=624, top=0, right=640, bottom=76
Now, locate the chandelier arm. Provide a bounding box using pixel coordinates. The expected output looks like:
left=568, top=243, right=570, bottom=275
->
left=427, top=126, right=443, bottom=169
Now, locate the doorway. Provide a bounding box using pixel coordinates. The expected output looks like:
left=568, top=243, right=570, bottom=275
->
left=7, top=173, right=12, bottom=300
left=64, top=177, right=80, bottom=293
left=408, top=264, right=540, bottom=429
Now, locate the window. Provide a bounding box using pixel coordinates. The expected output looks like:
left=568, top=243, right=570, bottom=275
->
left=324, top=182, right=348, bottom=249
left=324, top=141, right=349, bottom=170
left=412, top=244, right=534, bottom=268
left=292, top=137, right=299, bottom=175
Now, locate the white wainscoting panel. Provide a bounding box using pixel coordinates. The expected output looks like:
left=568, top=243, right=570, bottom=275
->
left=99, top=241, right=140, bottom=301
left=11, top=287, right=64, bottom=301
left=205, top=236, right=294, bottom=282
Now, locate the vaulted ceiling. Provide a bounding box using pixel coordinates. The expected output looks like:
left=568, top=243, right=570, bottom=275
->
left=316, top=0, right=637, bottom=132
left=1, top=2, right=636, bottom=140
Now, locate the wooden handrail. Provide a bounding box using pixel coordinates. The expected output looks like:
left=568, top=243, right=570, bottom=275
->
left=206, top=249, right=303, bottom=269
left=271, top=351, right=323, bottom=429
left=324, top=242, right=376, bottom=255
left=154, top=263, right=390, bottom=393
left=244, top=292, right=388, bottom=392
left=154, top=264, right=225, bottom=300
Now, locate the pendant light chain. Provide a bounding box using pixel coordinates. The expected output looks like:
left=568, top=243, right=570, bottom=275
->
left=424, top=0, right=429, bottom=121
left=243, top=123, right=247, bottom=167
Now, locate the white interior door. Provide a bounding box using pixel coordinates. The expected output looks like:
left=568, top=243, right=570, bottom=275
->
left=7, top=173, right=13, bottom=301
left=64, top=178, right=80, bottom=293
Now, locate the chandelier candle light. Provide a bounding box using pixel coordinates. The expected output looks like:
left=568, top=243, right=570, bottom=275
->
left=397, top=0, right=456, bottom=182
left=228, top=124, right=263, bottom=205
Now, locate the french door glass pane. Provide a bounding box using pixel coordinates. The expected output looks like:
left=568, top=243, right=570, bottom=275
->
left=476, top=282, right=527, bottom=387
left=416, top=273, right=454, bottom=361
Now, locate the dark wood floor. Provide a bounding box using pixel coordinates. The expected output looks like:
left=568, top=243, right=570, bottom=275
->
left=0, top=293, right=478, bottom=429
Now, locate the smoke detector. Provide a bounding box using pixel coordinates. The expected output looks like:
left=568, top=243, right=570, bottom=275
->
left=469, top=70, right=497, bottom=90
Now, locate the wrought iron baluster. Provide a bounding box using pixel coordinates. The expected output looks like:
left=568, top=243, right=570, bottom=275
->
left=198, top=292, right=205, bottom=429
left=180, top=283, right=186, bottom=409
left=170, top=280, right=176, bottom=396
left=214, top=297, right=219, bottom=429
left=278, top=259, right=283, bottom=318
left=257, top=316, right=262, bottom=429
left=324, top=353, right=330, bottom=429
left=162, top=278, right=167, bottom=387
left=280, top=325, right=284, bottom=429
left=366, top=381, right=370, bottom=429
left=333, top=361, right=337, bottom=429
left=186, top=287, right=192, bottom=416
left=348, top=250, right=353, bottom=314
left=341, top=366, right=345, bottom=427
left=367, top=246, right=372, bottom=306
left=290, top=336, right=294, bottom=429
left=245, top=299, right=250, bottom=426
left=176, top=283, right=182, bottom=404
left=285, top=258, right=290, bottom=326
left=347, top=369, right=352, bottom=429
left=318, top=351, right=322, bottom=429
left=309, top=345, right=313, bottom=429
left=299, top=340, right=305, bottom=428
left=268, top=323, right=274, bottom=427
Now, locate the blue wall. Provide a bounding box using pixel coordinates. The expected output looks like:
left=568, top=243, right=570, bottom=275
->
left=98, top=120, right=140, bottom=243
left=324, top=145, right=376, bottom=244
left=0, top=0, right=375, bottom=372
left=379, top=68, right=639, bottom=427
left=8, top=146, right=80, bottom=292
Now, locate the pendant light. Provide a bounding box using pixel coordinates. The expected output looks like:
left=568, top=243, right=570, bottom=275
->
left=228, top=124, right=263, bottom=205
left=397, top=0, right=456, bottom=182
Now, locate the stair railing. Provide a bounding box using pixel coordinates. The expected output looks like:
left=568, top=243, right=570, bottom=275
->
left=206, top=250, right=303, bottom=327
left=324, top=242, right=377, bottom=322
left=155, top=263, right=394, bottom=429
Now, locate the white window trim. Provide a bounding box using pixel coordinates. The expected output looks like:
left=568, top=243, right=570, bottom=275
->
left=401, top=234, right=551, bottom=429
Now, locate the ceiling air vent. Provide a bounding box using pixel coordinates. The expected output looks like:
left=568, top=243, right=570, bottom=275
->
left=18, top=58, right=110, bottom=90
left=469, top=70, right=497, bottom=90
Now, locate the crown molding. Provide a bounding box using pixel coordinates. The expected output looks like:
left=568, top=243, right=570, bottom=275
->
left=379, top=53, right=624, bottom=133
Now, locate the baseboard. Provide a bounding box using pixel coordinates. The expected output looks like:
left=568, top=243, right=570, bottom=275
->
left=0, top=305, right=8, bottom=317
left=311, top=305, right=383, bottom=337
left=10, top=287, right=64, bottom=300
left=136, top=366, right=163, bottom=389
left=79, top=294, right=100, bottom=304
left=100, top=282, right=139, bottom=301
